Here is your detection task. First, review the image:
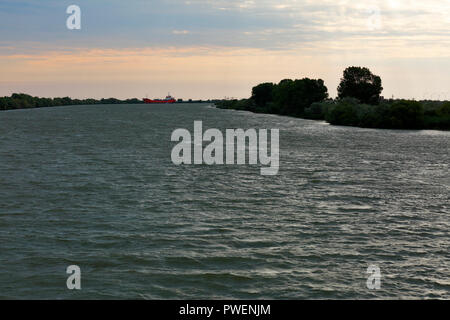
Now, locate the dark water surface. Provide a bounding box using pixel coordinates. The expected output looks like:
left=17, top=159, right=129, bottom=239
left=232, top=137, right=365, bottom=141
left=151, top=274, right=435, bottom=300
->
left=0, top=103, right=449, bottom=299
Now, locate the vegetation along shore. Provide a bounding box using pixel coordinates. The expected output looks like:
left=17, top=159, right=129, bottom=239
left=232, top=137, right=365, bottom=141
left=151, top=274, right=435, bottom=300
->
left=0, top=95, right=214, bottom=111
left=216, top=67, right=450, bottom=131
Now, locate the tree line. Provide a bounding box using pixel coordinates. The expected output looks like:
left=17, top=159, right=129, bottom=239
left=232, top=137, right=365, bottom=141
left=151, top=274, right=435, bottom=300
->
left=0, top=93, right=144, bottom=110
left=0, top=93, right=219, bottom=111
left=216, top=66, right=450, bottom=130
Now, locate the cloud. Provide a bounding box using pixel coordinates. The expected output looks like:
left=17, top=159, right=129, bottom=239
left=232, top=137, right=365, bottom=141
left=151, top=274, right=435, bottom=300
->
left=1, top=1, right=449, bottom=100
left=0, top=0, right=449, bottom=56
left=172, top=30, right=190, bottom=34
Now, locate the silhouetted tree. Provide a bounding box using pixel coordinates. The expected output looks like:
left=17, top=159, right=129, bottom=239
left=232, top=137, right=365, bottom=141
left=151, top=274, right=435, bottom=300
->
left=251, top=82, right=275, bottom=108
left=338, top=67, right=383, bottom=105
left=273, top=78, right=328, bottom=116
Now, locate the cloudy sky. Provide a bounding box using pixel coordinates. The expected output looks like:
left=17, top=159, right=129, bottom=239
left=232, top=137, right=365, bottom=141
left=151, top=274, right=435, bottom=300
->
left=1, top=0, right=449, bottom=99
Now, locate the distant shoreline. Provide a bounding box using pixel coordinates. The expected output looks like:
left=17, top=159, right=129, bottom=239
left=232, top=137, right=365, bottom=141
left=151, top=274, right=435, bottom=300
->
left=0, top=93, right=219, bottom=111
left=2, top=92, right=449, bottom=132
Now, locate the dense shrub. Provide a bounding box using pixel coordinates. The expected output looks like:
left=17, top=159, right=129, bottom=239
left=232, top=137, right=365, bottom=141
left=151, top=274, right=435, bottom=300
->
left=304, top=101, right=334, bottom=120
left=325, top=98, right=360, bottom=126
left=322, top=99, right=445, bottom=130
left=438, top=102, right=450, bottom=116
left=386, top=100, right=424, bottom=129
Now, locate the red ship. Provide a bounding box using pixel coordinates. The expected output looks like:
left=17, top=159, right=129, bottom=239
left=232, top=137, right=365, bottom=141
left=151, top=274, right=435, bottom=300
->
left=143, top=94, right=176, bottom=104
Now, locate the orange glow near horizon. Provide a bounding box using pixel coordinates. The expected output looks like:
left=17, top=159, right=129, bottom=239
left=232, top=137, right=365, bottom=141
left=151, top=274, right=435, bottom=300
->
left=1, top=44, right=449, bottom=100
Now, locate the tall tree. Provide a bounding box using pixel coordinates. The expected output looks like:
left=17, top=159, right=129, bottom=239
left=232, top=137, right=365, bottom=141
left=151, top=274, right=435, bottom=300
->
left=337, top=67, right=383, bottom=104
left=273, top=78, right=328, bottom=116
left=251, top=82, right=275, bottom=108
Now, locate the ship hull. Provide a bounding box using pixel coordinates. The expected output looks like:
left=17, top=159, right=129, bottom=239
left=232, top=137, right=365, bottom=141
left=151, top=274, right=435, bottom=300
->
left=143, top=98, right=176, bottom=104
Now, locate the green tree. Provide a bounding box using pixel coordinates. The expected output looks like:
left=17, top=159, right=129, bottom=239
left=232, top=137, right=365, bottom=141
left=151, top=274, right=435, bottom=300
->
left=272, top=79, right=295, bottom=115
left=273, top=78, right=328, bottom=116
left=251, top=82, right=275, bottom=108
left=337, top=66, right=383, bottom=105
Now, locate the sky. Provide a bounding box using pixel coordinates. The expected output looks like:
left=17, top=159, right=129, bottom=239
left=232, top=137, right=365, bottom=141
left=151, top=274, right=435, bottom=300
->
left=1, top=0, right=449, bottom=100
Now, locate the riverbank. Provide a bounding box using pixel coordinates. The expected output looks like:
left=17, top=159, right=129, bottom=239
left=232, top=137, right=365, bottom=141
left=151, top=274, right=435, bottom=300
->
left=0, top=93, right=218, bottom=111
left=214, top=67, right=449, bottom=131
left=0, top=93, right=144, bottom=111
left=3, top=93, right=449, bottom=131
left=215, top=98, right=450, bottom=131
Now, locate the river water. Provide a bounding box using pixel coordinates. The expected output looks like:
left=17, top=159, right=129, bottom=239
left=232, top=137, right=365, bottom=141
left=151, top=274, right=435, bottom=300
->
left=0, top=103, right=448, bottom=299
